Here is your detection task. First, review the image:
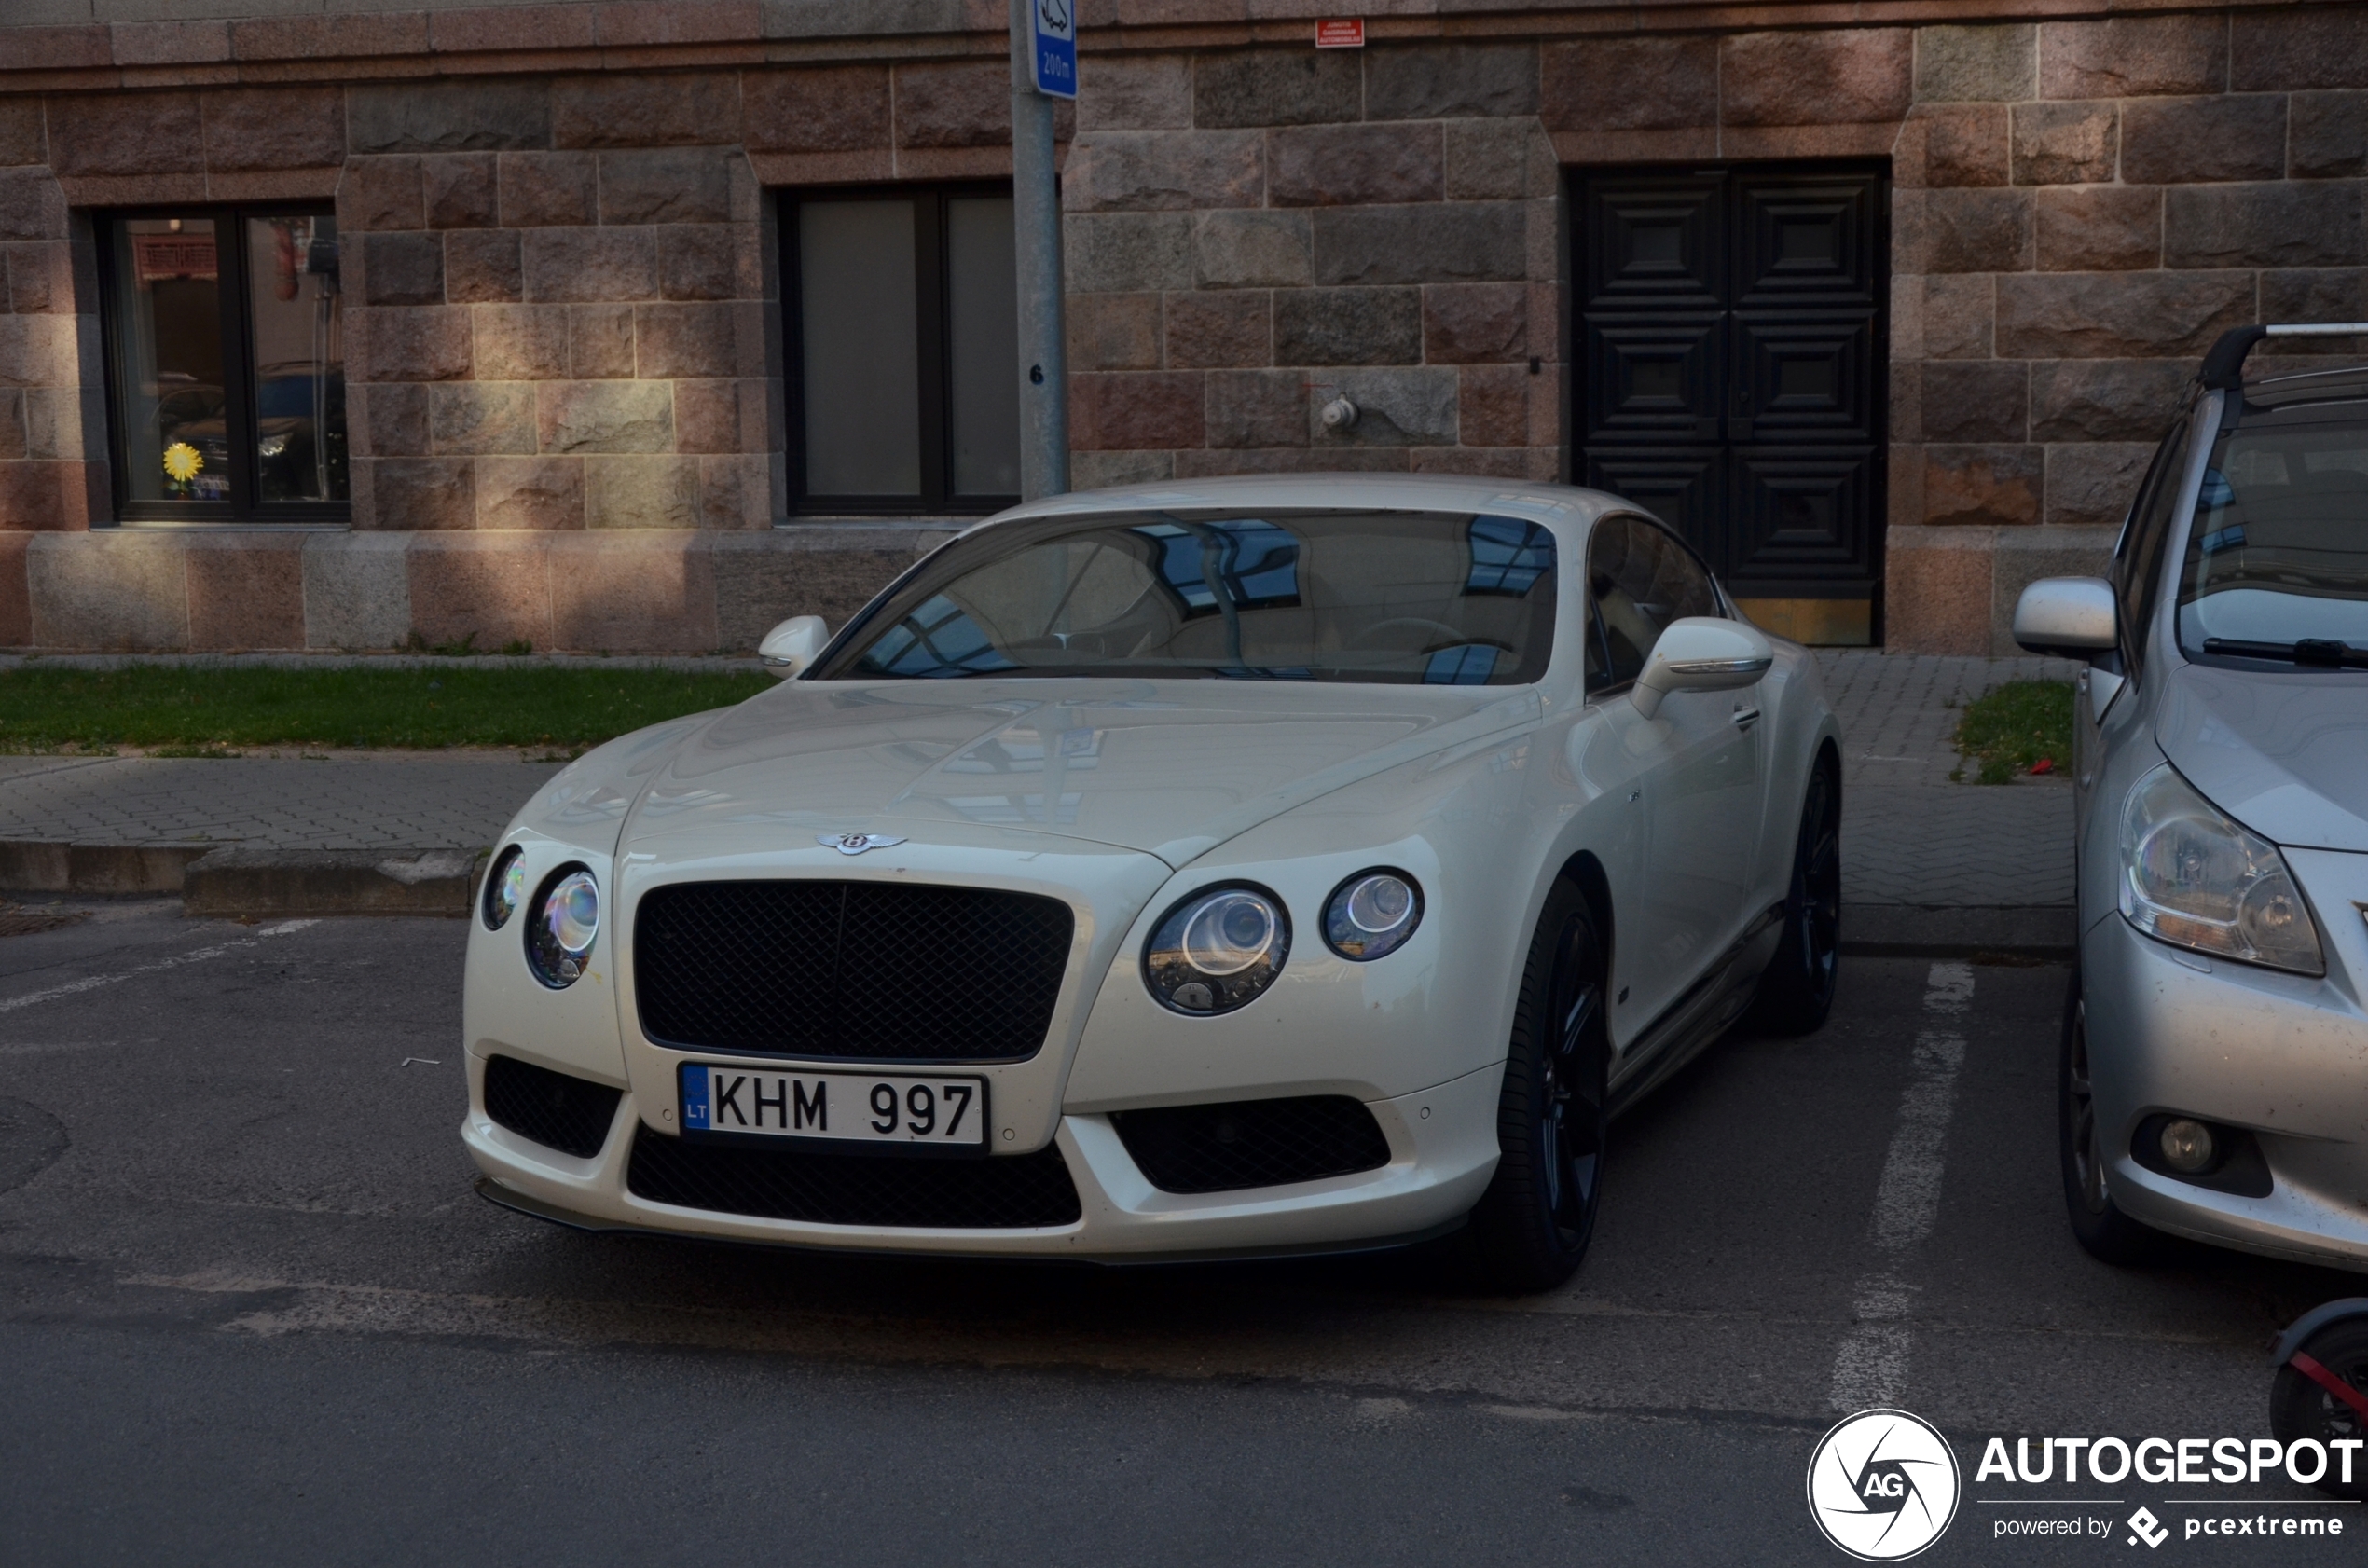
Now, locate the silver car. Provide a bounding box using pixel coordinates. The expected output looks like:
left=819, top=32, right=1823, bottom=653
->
left=2016, top=321, right=2368, bottom=1272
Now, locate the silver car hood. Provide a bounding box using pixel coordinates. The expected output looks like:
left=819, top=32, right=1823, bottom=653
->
left=2156, top=662, right=2368, bottom=852
left=623, top=679, right=1544, bottom=869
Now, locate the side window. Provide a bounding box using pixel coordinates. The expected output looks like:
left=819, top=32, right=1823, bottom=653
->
left=1585, top=516, right=1718, bottom=695
left=2113, top=416, right=2192, bottom=677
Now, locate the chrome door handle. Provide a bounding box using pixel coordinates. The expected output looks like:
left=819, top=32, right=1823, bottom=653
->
left=1731, top=707, right=1761, bottom=729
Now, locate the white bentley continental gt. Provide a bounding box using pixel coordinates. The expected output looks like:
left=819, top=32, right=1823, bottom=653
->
left=462, top=475, right=1843, bottom=1289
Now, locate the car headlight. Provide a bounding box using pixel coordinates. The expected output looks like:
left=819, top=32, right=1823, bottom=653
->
left=525, top=865, right=600, bottom=987
left=482, top=845, right=527, bottom=929
left=1143, top=884, right=1289, bottom=1015
left=2119, top=764, right=2323, bottom=975
left=1323, top=869, right=1423, bottom=961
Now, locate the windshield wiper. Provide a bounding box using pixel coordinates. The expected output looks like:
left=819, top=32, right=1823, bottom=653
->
left=2202, top=637, right=2368, bottom=668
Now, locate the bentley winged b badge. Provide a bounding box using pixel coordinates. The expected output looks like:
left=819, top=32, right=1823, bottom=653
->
left=819, top=832, right=907, bottom=856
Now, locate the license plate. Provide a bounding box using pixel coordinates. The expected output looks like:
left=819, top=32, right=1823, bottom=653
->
left=679, top=1063, right=986, bottom=1148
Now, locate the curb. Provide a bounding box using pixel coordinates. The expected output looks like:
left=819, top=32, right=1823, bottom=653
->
left=1840, top=902, right=2075, bottom=959
left=0, top=840, right=488, bottom=917
left=7, top=839, right=2080, bottom=953
left=183, top=848, right=488, bottom=919
left=0, top=840, right=213, bottom=895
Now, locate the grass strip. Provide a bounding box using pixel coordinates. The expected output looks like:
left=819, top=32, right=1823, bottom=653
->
left=1953, top=679, right=2073, bottom=785
left=0, top=665, right=775, bottom=752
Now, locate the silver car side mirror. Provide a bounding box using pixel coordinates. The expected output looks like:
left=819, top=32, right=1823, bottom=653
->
left=757, top=614, right=829, bottom=678
left=2012, top=577, right=2116, bottom=657
left=1631, top=616, right=1774, bottom=720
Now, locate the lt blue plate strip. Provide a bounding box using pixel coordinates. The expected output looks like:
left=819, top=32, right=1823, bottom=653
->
left=681, top=1064, right=709, bottom=1130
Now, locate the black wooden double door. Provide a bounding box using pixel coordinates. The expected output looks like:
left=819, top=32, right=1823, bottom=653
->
left=1577, top=165, right=1887, bottom=601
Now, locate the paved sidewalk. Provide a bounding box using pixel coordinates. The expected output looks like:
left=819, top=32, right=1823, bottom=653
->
left=0, top=653, right=2086, bottom=944
left=0, top=752, right=563, bottom=852
left=1817, top=651, right=2083, bottom=911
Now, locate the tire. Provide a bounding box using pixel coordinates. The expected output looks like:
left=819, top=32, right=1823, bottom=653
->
left=2270, top=1318, right=2368, bottom=1500
left=2058, top=963, right=2159, bottom=1265
left=1747, top=756, right=1841, bottom=1037
left=1467, top=882, right=1610, bottom=1293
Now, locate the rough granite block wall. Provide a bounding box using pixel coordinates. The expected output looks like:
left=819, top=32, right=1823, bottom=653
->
left=3, top=3, right=2368, bottom=653
left=1060, top=45, right=1565, bottom=487
left=1882, top=11, right=2368, bottom=652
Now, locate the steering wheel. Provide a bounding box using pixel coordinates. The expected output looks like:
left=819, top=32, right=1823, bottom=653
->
left=1347, top=616, right=1465, bottom=650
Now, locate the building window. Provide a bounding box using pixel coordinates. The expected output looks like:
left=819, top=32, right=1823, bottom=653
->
left=786, top=186, right=1020, bottom=515
left=99, top=208, right=347, bottom=521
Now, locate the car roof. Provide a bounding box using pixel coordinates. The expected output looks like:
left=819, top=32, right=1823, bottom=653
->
left=2243, top=364, right=2368, bottom=409
left=984, top=473, right=1631, bottom=533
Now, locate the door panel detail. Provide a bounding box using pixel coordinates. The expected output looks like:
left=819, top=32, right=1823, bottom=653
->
left=1578, top=164, right=1888, bottom=609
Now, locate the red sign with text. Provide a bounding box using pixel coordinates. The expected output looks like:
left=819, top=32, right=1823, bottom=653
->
left=1315, top=19, right=1365, bottom=48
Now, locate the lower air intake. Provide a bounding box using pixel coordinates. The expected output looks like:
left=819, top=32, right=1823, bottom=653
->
left=1112, top=1095, right=1393, bottom=1194
left=483, top=1055, right=624, bottom=1160
left=626, top=1125, right=1083, bottom=1229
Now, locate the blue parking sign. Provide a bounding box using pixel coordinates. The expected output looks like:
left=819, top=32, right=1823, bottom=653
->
left=1032, top=0, right=1076, bottom=99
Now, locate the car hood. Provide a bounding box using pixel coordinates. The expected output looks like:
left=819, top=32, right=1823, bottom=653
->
left=2157, top=662, right=2368, bottom=852
left=623, top=679, right=1544, bottom=868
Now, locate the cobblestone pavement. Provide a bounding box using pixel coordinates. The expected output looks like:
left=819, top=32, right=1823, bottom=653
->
left=0, top=753, right=563, bottom=851
left=1816, top=650, right=2084, bottom=909
left=0, top=653, right=2087, bottom=909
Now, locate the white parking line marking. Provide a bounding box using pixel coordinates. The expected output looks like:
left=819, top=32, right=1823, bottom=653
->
left=0, top=920, right=317, bottom=1016
left=1829, top=961, right=1972, bottom=1411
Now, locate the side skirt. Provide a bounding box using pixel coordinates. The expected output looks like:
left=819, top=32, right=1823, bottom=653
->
left=1605, top=902, right=1785, bottom=1119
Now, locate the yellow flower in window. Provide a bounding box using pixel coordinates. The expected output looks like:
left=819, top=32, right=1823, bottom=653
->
left=162, top=442, right=203, bottom=484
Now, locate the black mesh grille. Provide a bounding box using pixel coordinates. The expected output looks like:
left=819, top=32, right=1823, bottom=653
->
left=626, top=1124, right=1082, bottom=1229
left=483, top=1055, right=623, bottom=1159
left=1113, top=1096, right=1393, bottom=1194
left=634, top=880, right=1074, bottom=1062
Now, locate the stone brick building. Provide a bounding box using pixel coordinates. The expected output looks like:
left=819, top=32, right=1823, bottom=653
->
left=2, top=2, right=2363, bottom=655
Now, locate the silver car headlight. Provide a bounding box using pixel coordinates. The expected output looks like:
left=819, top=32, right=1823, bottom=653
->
left=1323, top=869, right=1423, bottom=961
left=1143, top=884, right=1289, bottom=1015
left=2119, top=764, right=2323, bottom=975
left=482, top=845, right=527, bottom=929
left=526, top=865, right=600, bottom=987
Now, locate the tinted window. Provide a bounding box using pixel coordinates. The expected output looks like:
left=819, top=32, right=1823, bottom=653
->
left=1585, top=516, right=1718, bottom=693
left=2177, top=403, right=2368, bottom=656
left=817, top=510, right=1558, bottom=685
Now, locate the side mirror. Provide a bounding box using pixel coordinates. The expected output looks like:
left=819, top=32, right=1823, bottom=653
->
left=757, top=615, right=829, bottom=678
left=1632, top=616, right=1773, bottom=720
left=2012, top=577, right=2116, bottom=658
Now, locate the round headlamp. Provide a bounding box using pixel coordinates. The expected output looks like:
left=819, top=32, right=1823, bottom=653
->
left=525, top=865, right=599, bottom=988
left=1323, top=869, right=1423, bottom=961
left=482, top=845, right=527, bottom=930
left=1143, top=884, right=1289, bottom=1015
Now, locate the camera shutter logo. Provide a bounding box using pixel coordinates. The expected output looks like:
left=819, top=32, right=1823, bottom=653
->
left=1806, top=1409, right=1962, bottom=1561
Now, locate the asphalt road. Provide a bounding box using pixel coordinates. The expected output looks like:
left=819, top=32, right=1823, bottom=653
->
left=1, top=904, right=2361, bottom=1566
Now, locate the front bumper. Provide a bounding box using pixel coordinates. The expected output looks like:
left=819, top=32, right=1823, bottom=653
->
left=2085, top=887, right=2368, bottom=1271
left=461, top=1054, right=1503, bottom=1259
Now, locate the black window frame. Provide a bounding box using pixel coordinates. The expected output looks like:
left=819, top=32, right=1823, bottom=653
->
left=94, top=202, right=349, bottom=526
left=2111, top=413, right=2193, bottom=681
left=781, top=182, right=1022, bottom=518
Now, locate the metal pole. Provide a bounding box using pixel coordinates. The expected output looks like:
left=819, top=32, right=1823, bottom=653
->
left=1010, top=0, right=1069, bottom=500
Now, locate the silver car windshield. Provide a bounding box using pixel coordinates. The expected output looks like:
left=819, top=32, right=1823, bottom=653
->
left=2178, top=403, right=2368, bottom=660
left=814, top=509, right=1558, bottom=684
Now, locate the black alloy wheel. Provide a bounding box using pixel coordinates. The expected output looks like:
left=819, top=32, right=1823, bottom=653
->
left=1747, top=756, right=1841, bottom=1036
left=1468, top=882, right=1610, bottom=1293
left=2058, top=964, right=2158, bottom=1265
left=2271, top=1319, right=2368, bottom=1500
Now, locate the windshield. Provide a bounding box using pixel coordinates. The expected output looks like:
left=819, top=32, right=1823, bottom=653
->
left=813, top=509, right=1558, bottom=684
left=2178, top=402, right=2368, bottom=659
